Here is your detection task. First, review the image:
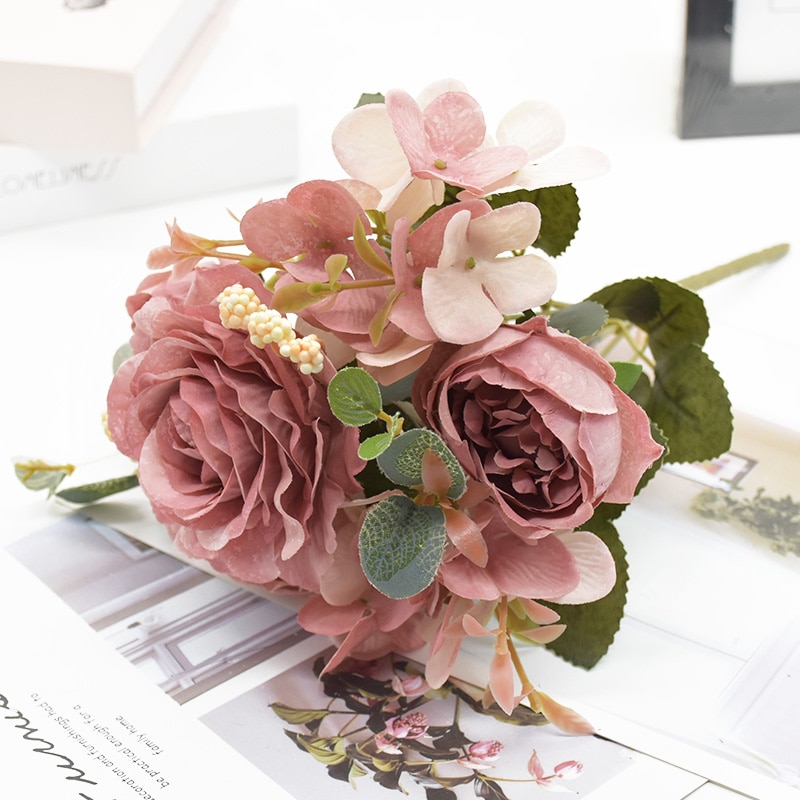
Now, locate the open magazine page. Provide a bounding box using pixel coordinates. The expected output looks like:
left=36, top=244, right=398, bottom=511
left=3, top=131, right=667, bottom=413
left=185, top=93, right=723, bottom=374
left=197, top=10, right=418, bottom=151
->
left=74, top=409, right=800, bottom=799
left=3, top=514, right=710, bottom=798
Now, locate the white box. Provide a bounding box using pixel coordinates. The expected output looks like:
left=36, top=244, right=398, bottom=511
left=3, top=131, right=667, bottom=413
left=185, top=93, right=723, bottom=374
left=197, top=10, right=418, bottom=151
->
left=0, top=0, right=233, bottom=153
left=0, top=103, right=297, bottom=232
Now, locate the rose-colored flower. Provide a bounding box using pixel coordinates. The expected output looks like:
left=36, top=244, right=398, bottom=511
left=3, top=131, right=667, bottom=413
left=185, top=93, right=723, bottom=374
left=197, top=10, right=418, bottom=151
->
left=374, top=732, right=402, bottom=755
left=107, top=262, right=364, bottom=590
left=458, top=739, right=503, bottom=768
left=385, top=712, right=429, bottom=740
left=413, top=316, right=663, bottom=537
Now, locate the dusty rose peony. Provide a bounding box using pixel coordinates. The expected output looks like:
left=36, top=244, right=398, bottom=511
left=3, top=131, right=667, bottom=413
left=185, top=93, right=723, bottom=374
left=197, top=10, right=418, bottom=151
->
left=413, top=316, right=663, bottom=537
left=107, top=262, right=364, bottom=591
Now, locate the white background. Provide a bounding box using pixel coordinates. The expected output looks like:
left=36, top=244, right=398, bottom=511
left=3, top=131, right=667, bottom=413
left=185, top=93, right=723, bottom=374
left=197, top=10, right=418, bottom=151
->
left=1, top=1, right=799, bottom=797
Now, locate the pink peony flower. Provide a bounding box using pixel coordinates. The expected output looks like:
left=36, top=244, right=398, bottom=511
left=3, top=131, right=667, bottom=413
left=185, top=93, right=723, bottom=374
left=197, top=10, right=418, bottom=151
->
left=107, top=262, right=364, bottom=591
left=412, top=316, right=664, bottom=537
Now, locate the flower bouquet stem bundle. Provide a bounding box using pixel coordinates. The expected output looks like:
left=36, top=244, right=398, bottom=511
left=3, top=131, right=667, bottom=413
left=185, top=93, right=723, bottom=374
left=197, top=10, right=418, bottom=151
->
left=18, top=80, right=788, bottom=733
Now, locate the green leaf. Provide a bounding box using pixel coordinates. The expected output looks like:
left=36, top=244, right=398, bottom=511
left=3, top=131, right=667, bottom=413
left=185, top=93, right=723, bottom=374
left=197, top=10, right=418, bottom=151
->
left=486, top=184, right=580, bottom=257
left=358, top=495, right=447, bottom=599
left=14, top=459, right=75, bottom=497
left=327, top=367, right=383, bottom=426
left=356, top=91, right=385, bottom=107
left=358, top=432, right=394, bottom=460
left=588, top=277, right=710, bottom=355
left=377, top=428, right=466, bottom=499
left=269, top=703, right=330, bottom=727
left=547, top=300, right=607, bottom=338
left=272, top=280, right=335, bottom=313
left=610, top=361, right=643, bottom=394
left=56, top=474, right=140, bottom=504
left=283, top=731, right=348, bottom=766
left=544, top=518, right=628, bottom=669
left=648, top=345, right=732, bottom=463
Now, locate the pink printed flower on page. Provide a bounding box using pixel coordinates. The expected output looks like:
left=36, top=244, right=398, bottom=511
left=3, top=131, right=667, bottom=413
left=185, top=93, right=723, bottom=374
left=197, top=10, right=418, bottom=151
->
left=457, top=739, right=503, bottom=768
left=421, top=203, right=557, bottom=344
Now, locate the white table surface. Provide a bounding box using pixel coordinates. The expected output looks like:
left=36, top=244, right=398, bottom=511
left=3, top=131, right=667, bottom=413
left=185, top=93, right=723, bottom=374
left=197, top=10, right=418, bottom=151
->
left=2, top=2, right=798, bottom=797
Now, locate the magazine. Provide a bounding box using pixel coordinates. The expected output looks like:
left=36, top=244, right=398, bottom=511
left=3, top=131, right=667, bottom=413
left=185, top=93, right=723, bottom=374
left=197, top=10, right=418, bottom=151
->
left=3, top=409, right=799, bottom=798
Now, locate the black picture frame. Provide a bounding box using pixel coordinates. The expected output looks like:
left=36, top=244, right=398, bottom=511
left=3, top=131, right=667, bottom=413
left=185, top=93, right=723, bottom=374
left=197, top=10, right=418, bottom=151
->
left=679, top=0, right=800, bottom=138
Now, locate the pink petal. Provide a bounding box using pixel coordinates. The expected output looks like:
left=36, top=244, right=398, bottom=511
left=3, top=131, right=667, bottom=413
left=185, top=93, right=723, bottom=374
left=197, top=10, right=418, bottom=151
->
left=444, top=507, right=488, bottom=567
left=478, top=253, right=557, bottom=316
left=488, top=647, right=516, bottom=714
left=515, top=145, right=611, bottom=190
left=602, top=388, right=664, bottom=503
left=527, top=750, right=546, bottom=780
left=332, top=103, right=409, bottom=189
left=496, top=100, right=566, bottom=161
left=533, top=689, right=595, bottom=735
left=517, top=624, right=567, bottom=644
left=422, top=91, right=486, bottom=160
left=548, top=530, right=616, bottom=604
left=467, top=202, right=541, bottom=257
left=240, top=198, right=317, bottom=261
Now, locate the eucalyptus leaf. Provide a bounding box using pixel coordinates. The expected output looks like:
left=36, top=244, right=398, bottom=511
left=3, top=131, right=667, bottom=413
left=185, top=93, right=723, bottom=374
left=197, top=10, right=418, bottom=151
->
left=377, top=428, right=466, bottom=499
left=487, top=184, right=580, bottom=257
left=327, top=367, right=383, bottom=426
left=112, top=342, right=133, bottom=373
left=548, top=301, right=607, bottom=338
left=543, top=517, right=627, bottom=669
left=359, top=495, right=447, bottom=599
left=56, top=474, right=140, bottom=504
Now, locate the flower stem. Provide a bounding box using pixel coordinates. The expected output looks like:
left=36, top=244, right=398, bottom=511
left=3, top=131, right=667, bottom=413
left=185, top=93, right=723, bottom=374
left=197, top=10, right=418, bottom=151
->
left=679, top=243, right=789, bottom=292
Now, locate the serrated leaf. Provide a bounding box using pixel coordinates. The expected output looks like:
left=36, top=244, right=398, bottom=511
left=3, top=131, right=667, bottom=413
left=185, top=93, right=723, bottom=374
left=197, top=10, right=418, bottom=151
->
left=358, top=432, right=394, bottom=460
left=588, top=277, right=710, bottom=354
left=377, top=429, right=466, bottom=499
left=649, top=345, right=732, bottom=463
left=358, top=495, right=447, bottom=599
left=610, top=361, right=643, bottom=394
left=544, top=518, right=627, bottom=669
left=547, top=300, right=607, bottom=338
left=327, top=367, right=383, bottom=426
left=56, top=474, right=140, bottom=504
left=486, top=184, right=580, bottom=257
left=14, top=459, right=75, bottom=496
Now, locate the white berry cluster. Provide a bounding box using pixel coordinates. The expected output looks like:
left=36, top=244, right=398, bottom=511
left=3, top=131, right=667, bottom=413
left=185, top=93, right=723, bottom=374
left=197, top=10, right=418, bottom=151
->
left=216, top=284, right=325, bottom=375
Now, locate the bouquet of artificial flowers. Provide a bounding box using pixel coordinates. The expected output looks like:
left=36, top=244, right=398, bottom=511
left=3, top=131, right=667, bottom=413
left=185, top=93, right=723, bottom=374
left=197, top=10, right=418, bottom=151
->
left=22, top=79, right=751, bottom=732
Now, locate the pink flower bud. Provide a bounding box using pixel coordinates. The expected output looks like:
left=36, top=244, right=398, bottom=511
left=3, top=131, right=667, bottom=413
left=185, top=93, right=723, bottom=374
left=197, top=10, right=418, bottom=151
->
left=554, top=760, right=583, bottom=779
left=385, top=711, right=429, bottom=740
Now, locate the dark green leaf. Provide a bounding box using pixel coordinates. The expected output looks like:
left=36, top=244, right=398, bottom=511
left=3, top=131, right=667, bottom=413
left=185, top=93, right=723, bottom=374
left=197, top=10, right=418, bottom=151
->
left=544, top=518, right=627, bottom=669
left=377, top=428, right=466, bottom=499
left=588, top=277, right=710, bottom=355
left=269, top=703, right=330, bottom=727
left=648, top=345, right=732, bottom=463
left=327, top=366, right=383, bottom=426
left=610, top=361, right=643, bottom=394
left=487, top=184, right=580, bottom=257
left=56, top=474, right=140, bottom=504
left=547, top=300, right=607, bottom=338
left=426, top=788, right=458, bottom=800
left=359, top=495, right=447, bottom=599
left=474, top=777, right=510, bottom=800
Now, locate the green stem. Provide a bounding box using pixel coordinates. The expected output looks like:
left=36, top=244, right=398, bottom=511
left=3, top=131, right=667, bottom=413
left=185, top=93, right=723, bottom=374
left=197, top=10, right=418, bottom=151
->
left=679, top=243, right=789, bottom=292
